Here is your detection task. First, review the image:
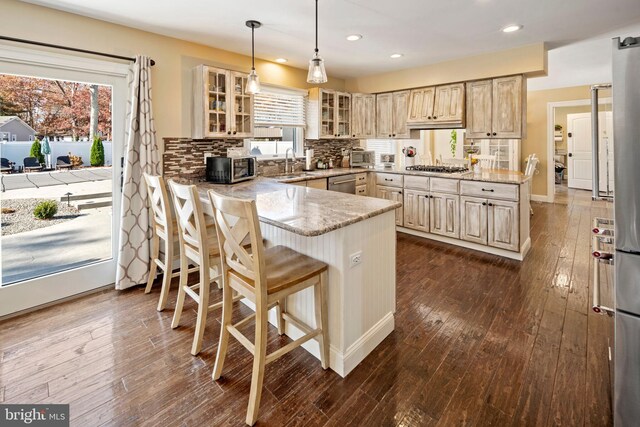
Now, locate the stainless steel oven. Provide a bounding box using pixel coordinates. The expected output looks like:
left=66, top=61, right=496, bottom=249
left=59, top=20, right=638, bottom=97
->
left=206, top=156, right=257, bottom=184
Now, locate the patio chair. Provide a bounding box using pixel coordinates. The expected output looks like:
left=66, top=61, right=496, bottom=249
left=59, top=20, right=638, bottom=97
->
left=23, top=157, right=43, bottom=172
left=1, top=158, right=15, bottom=174
left=56, top=156, right=73, bottom=171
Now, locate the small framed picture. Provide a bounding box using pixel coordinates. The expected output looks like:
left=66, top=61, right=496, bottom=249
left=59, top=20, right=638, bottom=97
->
left=380, top=153, right=395, bottom=166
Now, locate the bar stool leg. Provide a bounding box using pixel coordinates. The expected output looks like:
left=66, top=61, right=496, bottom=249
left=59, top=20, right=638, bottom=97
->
left=191, top=270, right=210, bottom=356
left=157, top=236, right=173, bottom=312
left=275, top=298, right=286, bottom=336
left=314, top=271, right=330, bottom=369
left=212, top=279, right=233, bottom=381
left=145, top=233, right=160, bottom=294
left=171, top=253, right=189, bottom=329
left=246, top=305, right=268, bottom=426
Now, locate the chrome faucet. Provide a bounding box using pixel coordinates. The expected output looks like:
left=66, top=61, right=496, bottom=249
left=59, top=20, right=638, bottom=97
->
left=285, top=148, right=296, bottom=174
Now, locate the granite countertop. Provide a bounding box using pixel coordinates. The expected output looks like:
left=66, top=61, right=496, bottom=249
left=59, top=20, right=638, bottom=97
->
left=271, top=166, right=531, bottom=185
left=177, top=177, right=401, bottom=237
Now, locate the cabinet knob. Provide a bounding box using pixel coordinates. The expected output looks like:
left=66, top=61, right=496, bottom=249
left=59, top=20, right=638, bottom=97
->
left=482, top=202, right=487, bottom=206
left=233, top=131, right=237, bottom=135
left=427, top=116, right=432, bottom=120
left=433, top=116, right=437, bottom=119
left=227, top=131, right=232, bottom=135
left=388, top=134, right=392, bottom=137
left=492, top=132, right=497, bottom=136
left=353, top=134, right=356, bottom=137
left=488, top=203, right=493, bottom=206
left=486, top=133, right=491, bottom=136
left=392, top=134, right=396, bottom=137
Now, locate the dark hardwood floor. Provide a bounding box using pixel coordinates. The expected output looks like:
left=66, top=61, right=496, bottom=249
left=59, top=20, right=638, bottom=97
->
left=0, top=189, right=614, bottom=426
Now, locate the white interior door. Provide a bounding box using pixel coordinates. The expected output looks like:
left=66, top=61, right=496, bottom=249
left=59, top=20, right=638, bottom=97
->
left=0, top=45, right=129, bottom=317
left=567, top=113, right=594, bottom=189
left=567, top=112, right=614, bottom=191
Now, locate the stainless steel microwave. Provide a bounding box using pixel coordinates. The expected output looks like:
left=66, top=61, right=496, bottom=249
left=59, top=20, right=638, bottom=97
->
left=206, top=156, right=257, bottom=184
left=350, top=150, right=375, bottom=168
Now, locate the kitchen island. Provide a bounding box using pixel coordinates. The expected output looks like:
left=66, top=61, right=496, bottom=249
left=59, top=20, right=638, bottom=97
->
left=185, top=178, right=401, bottom=377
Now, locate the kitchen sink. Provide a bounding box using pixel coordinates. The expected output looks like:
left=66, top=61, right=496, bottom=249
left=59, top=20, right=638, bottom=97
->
left=273, top=172, right=315, bottom=179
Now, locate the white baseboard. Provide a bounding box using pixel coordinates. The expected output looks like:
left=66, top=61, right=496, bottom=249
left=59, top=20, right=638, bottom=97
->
left=240, top=299, right=394, bottom=378
left=531, top=194, right=552, bottom=203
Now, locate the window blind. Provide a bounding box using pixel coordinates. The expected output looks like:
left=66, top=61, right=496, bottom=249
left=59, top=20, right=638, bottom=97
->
left=366, top=140, right=395, bottom=164
left=254, top=89, right=306, bottom=127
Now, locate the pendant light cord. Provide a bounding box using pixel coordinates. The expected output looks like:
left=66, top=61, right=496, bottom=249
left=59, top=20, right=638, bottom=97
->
left=315, top=0, right=319, bottom=53
left=251, top=24, right=255, bottom=69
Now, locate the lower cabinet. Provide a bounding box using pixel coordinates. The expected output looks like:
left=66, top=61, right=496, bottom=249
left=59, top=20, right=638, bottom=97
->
left=430, top=192, right=459, bottom=238
left=460, top=196, right=488, bottom=244
left=376, top=185, right=404, bottom=226
left=356, top=185, right=367, bottom=196
left=403, top=189, right=429, bottom=232
left=487, top=199, right=519, bottom=251
left=460, top=196, right=519, bottom=251
left=306, top=178, right=328, bottom=190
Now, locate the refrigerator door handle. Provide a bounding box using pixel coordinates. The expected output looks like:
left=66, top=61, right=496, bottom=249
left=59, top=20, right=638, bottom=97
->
left=592, top=217, right=615, bottom=316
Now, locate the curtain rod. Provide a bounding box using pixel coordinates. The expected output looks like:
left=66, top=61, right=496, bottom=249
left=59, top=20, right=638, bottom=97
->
left=0, top=35, right=155, bottom=66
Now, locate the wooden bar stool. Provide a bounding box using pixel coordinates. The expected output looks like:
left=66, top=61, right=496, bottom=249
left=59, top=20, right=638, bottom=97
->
left=167, top=180, right=233, bottom=356
left=208, top=190, right=330, bottom=426
left=142, top=173, right=197, bottom=312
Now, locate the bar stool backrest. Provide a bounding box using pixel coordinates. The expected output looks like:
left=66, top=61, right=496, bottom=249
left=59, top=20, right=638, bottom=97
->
left=208, top=190, right=266, bottom=297
left=142, top=173, right=174, bottom=239
left=168, top=180, right=210, bottom=267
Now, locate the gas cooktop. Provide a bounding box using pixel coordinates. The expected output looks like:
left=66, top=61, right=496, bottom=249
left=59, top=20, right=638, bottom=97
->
left=406, top=165, right=469, bottom=173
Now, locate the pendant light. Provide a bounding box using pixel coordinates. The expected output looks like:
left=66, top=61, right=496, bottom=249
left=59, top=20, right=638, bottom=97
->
left=307, top=0, right=327, bottom=84
left=245, top=20, right=261, bottom=94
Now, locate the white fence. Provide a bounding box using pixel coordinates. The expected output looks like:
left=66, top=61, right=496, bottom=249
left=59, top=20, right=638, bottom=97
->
left=0, top=141, right=113, bottom=168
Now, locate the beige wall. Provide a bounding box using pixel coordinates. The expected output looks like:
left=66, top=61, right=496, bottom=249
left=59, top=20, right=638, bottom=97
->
left=2, top=0, right=345, bottom=141
left=345, top=43, right=547, bottom=93
left=523, top=85, right=611, bottom=196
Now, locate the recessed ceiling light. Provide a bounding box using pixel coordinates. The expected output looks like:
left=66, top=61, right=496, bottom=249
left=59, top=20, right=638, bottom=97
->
left=390, top=53, right=403, bottom=59
left=275, top=58, right=288, bottom=63
left=502, top=24, right=523, bottom=33
left=346, top=34, right=362, bottom=41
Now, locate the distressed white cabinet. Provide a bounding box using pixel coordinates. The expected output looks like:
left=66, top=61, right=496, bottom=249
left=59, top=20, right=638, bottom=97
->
left=351, top=93, right=376, bottom=139
left=407, top=84, right=464, bottom=128
left=466, top=75, right=525, bottom=139
left=193, top=65, right=254, bottom=138
left=429, top=192, right=460, bottom=238
left=376, top=185, right=404, bottom=225
left=487, top=199, right=519, bottom=251
left=404, top=189, right=429, bottom=232
left=460, top=196, right=488, bottom=245
left=376, top=91, right=412, bottom=139
left=307, top=88, right=352, bottom=139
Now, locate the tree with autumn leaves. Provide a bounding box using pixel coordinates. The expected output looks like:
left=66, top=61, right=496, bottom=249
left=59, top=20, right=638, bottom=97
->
left=0, top=75, right=112, bottom=140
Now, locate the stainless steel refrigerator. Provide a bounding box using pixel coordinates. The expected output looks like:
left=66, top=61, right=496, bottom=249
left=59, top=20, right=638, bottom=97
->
left=612, top=35, right=640, bottom=426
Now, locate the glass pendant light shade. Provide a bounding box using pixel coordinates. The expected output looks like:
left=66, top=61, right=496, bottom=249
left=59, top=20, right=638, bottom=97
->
left=246, top=68, right=261, bottom=94
left=307, top=52, right=327, bottom=84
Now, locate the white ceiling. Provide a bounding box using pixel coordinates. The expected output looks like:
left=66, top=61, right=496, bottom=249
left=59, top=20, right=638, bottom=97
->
left=22, top=0, right=640, bottom=79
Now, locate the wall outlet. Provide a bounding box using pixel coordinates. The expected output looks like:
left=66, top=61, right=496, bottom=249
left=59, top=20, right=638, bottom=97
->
left=350, top=251, right=362, bottom=268
left=204, top=152, right=213, bottom=164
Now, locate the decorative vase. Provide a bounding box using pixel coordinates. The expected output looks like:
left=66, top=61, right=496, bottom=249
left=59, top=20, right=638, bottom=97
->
left=405, top=156, right=415, bottom=167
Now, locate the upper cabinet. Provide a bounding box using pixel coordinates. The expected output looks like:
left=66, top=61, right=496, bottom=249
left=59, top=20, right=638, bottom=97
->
left=192, top=65, right=253, bottom=139
left=376, top=91, right=414, bottom=139
left=407, top=83, right=464, bottom=129
left=307, top=88, right=352, bottom=139
left=466, top=75, right=526, bottom=139
left=351, top=93, right=376, bottom=139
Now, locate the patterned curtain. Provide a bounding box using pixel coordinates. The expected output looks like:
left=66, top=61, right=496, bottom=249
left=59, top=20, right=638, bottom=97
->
left=116, top=56, right=160, bottom=290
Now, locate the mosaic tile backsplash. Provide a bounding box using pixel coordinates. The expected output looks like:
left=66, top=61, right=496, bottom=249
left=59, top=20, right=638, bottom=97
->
left=162, top=137, right=360, bottom=179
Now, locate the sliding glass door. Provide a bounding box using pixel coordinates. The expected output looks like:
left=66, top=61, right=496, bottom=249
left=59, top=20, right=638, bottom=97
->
left=0, top=45, right=130, bottom=316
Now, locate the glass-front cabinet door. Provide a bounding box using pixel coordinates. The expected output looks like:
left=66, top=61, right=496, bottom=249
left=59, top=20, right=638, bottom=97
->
left=337, top=92, right=351, bottom=139
left=206, top=67, right=229, bottom=137
left=231, top=71, right=253, bottom=138
left=320, top=89, right=336, bottom=138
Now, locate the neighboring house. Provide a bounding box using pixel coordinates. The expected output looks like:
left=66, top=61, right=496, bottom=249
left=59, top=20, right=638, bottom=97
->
left=0, top=116, right=36, bottom=141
